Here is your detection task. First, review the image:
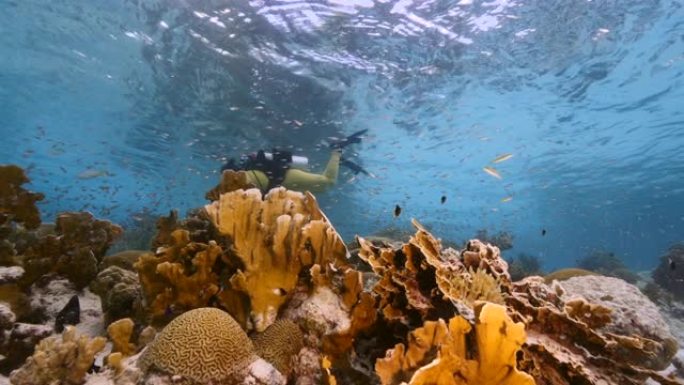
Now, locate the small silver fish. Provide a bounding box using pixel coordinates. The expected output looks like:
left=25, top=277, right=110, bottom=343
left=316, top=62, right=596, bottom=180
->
left=483, top=166, right=502, bottom=179
left=492, top=153, right=514, bottom=163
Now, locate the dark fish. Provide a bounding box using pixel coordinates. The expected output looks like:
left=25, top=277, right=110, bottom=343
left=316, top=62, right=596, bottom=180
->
left=440, top=195, right=447, bottom=204
left=394, top=204, right=402, bottom=217
left=541, top=229, right=547, bottom=236
left=670, top=258, right=676, bottom=270
left=55, top=295, right=80, bottom=332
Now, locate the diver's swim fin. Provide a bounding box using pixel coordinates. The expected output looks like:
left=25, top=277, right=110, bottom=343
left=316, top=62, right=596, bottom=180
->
left=341, top=157, right=373, bottom=177
left=330, top=129, right=368, bottom=149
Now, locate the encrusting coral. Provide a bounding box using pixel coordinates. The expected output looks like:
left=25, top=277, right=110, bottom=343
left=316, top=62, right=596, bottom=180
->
left=375, top=302, right=534, bottom=385
left=138, top=307, right=258, bottom=383
left=9, top=325, right=106, bottom=385
left=204, top=187, right=348, bottom=331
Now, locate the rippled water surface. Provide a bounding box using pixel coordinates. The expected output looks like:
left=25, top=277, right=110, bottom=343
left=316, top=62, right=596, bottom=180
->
left=1, top=0, right=683, bottom=270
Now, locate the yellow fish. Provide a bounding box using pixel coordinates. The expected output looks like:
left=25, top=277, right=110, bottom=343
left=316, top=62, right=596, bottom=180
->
left=501, top=196, right=513, bottom=202
left=483, top=166, right=502, bottom=179
left=492, top=153, right=513, bottom=163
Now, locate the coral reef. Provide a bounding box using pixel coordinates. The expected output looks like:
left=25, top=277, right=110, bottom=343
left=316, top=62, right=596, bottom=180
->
left=204, top=187, right=348, bottom=331
left=508, top=276, right=680, bottom=384
left=9, top=326, right=106, bottom=385
left=134, top=229, right=228, bottom=323
left=356, top=221, right=510, bottom=330
left=137, top=307, right=258, bottom=383
left=560, top=275, right=678, bottom=368
left=252, top=319, right=304, bottom=376
left=652, top=244, right=684, bottom=300
left=375, top=302, right=534, bottom=385
left=19, top=211, right=123, bottom=289
left=3, top=166, right=681, bottom=385
left=90, top=265, right=144, bottom=325
left=576, top=250, right=639, bottom=283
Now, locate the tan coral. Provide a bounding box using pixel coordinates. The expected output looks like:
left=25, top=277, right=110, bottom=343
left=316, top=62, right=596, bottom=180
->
left=204, top=187, right=347, bottom=331
left=508, top=276, right=679, bottom=384
left=138, top=307, right=257, bottom=383
left=252, top=319, right=304, bottom=376
left=107, top=318, right=136, bottom=356
left=9, top=325, right=107, bottom=385
left=376, top=302, right=534, bottom=385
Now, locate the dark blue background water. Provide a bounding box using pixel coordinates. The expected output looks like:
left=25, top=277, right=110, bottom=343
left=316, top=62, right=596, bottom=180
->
left=1, top=0, right=683, bottom=271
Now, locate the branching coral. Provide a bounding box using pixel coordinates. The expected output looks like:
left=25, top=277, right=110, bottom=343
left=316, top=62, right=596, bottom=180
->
left=9, top=326, right=106, bottom=385
left=134, top=229, right=225, bottom=321
left=107, top=318, right=136, bottom=356
left=19, top=211, right=123, bottom=289
left=204, top=187, right=348, bottom=331
left=376, top=302, right=534, bottom=385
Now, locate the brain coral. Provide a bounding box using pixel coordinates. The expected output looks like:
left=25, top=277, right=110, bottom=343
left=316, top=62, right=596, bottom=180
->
left=252, top=319, right=304, bottom=375
left=138, top=307, right=258, bottom=383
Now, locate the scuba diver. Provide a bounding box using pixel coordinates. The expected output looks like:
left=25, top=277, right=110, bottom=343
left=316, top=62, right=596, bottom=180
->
left=220, top=129, right=371, bottom=193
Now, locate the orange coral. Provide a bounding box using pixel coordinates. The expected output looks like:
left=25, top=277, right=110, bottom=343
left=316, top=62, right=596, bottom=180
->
left=376, top=302, right=534, bottom=385
left=204, top=187, right=347, bottom=331
left=107, top=318, right=136, bottom=356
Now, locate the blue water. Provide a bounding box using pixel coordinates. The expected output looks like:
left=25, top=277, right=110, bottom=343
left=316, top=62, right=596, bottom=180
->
left=1, top=0, right=683, bottom=271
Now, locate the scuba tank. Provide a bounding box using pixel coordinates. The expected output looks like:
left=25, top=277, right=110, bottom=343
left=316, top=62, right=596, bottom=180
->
left=262, top=152, right=309, bottom=170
